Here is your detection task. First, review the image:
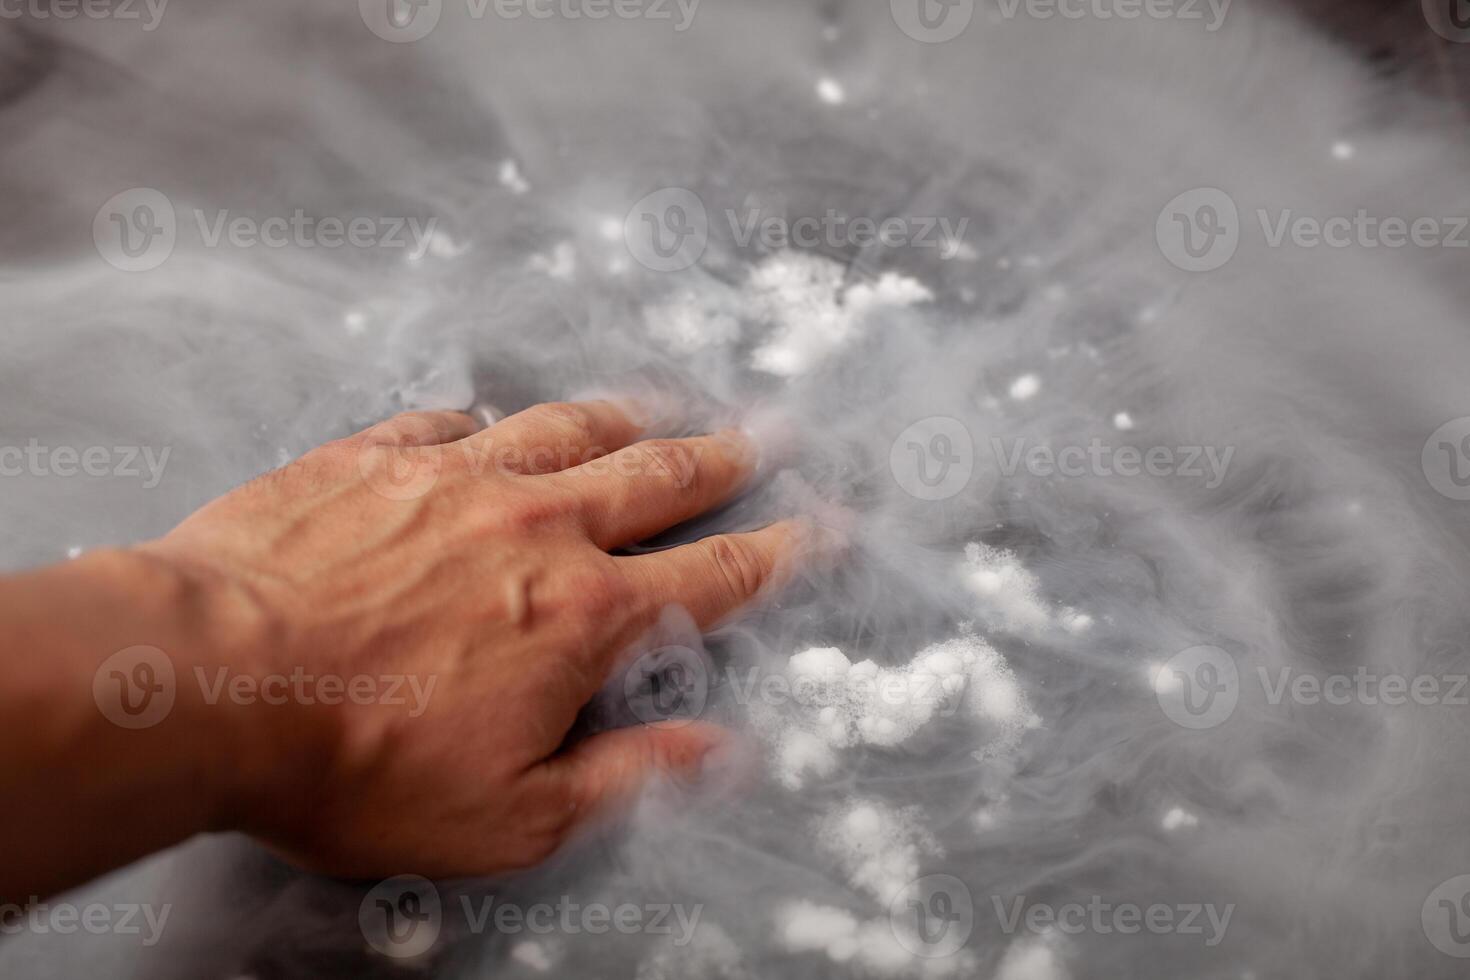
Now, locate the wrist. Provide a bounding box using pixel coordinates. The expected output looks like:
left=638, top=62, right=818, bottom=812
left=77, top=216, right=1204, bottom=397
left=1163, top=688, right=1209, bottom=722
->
left=102, top=544, right=341, bottom=840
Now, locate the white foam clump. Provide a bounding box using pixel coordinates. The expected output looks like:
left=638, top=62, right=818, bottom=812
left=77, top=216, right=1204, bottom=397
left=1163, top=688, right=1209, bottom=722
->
left=638, top=251, right=931, bottom=373
left=1009, top=373, right=1041, bottom=400
left=961, top=542, right=1092, bottom=639
left=776, top=901, right=966, bottom=977
left=773, top=634, right=1031, bottom=789
left=644, top=288, right=743, bottom=353
left=510, top=940, right=554, bottom=972
left=636, top=922, right=748, bottom=980
left=528, top=241, right=577, bottom=281
left=815, top=77, right=847, bottom=105
left=748, top=253, right=932, bottom=376
left=995, top=936, right=1070, bottom=980
left=497, top=158, right=530, bottom=194
left=960, top=542, right=1053, bottom=633
left=819, top=799, right=939, bottom=903
left=1162, top=806, right=1200, bottom=831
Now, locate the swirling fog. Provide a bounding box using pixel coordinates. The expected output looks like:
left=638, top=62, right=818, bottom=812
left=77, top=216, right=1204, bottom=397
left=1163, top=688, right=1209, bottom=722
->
left=3, top=1, right=1470, bottom=977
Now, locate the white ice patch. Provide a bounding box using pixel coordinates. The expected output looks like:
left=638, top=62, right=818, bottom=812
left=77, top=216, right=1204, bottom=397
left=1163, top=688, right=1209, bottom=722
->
left=1162, top=806, right=1200, bottom=831
left=776, top=901, right=971, bottom=977
left=816, top=77, right=846, bottom=105
left=960, top=542, right=1053, bottom=634
left=510, top=940, right=553, bottom=972
left=767, top=633, right=1032, bottom=789
left=747, top=254, right=931, bottom=377
left=636, top=252, right=930, bottom=374
left=644, top=288, right=744, bottom=353
left=1009, top=373, right=1041, bottom=401
left=528, top=241, right=577, bottom=281
left=497, top=158, right=531, bottom=195
left=636, top=922, right=747, bottom=980
left=995, top=935, right=1070, bottom=980
left=818, top=799, right=939, bottom=903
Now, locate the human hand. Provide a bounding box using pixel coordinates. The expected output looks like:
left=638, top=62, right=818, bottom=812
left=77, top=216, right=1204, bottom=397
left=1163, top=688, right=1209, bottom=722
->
left=140, top=399, right=815, bottom=879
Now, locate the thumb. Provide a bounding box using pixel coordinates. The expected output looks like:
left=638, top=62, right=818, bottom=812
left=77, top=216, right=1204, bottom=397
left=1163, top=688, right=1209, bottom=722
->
left=548, top=722, right=733, bottom=818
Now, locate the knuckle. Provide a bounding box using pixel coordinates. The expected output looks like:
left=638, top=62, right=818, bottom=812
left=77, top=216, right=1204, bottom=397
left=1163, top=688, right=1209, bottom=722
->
left=706, top=534, right=768, bottom=601
left=561, top=561, right=633, bottom=618
left=638, top=440, right=699, bottom=492
left=497, top=488, right=576, bottom=531
left=534, top=402, right=596, bottom=447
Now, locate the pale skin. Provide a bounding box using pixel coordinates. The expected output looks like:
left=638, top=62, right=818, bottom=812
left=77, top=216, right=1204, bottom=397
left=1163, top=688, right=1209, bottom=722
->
left=0, top=399, right=816, bottom=904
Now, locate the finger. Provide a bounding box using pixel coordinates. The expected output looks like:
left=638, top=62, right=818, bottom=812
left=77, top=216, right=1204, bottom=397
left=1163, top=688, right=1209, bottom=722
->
left=359, top=410, right=483, bottom=447
left=537, top=722, right=730, bottom=820
left=466, top=400, right=646, bottom=475
left=619, top=519, right=809, bottom=628
left=552, top=430, right=757, bottom=549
